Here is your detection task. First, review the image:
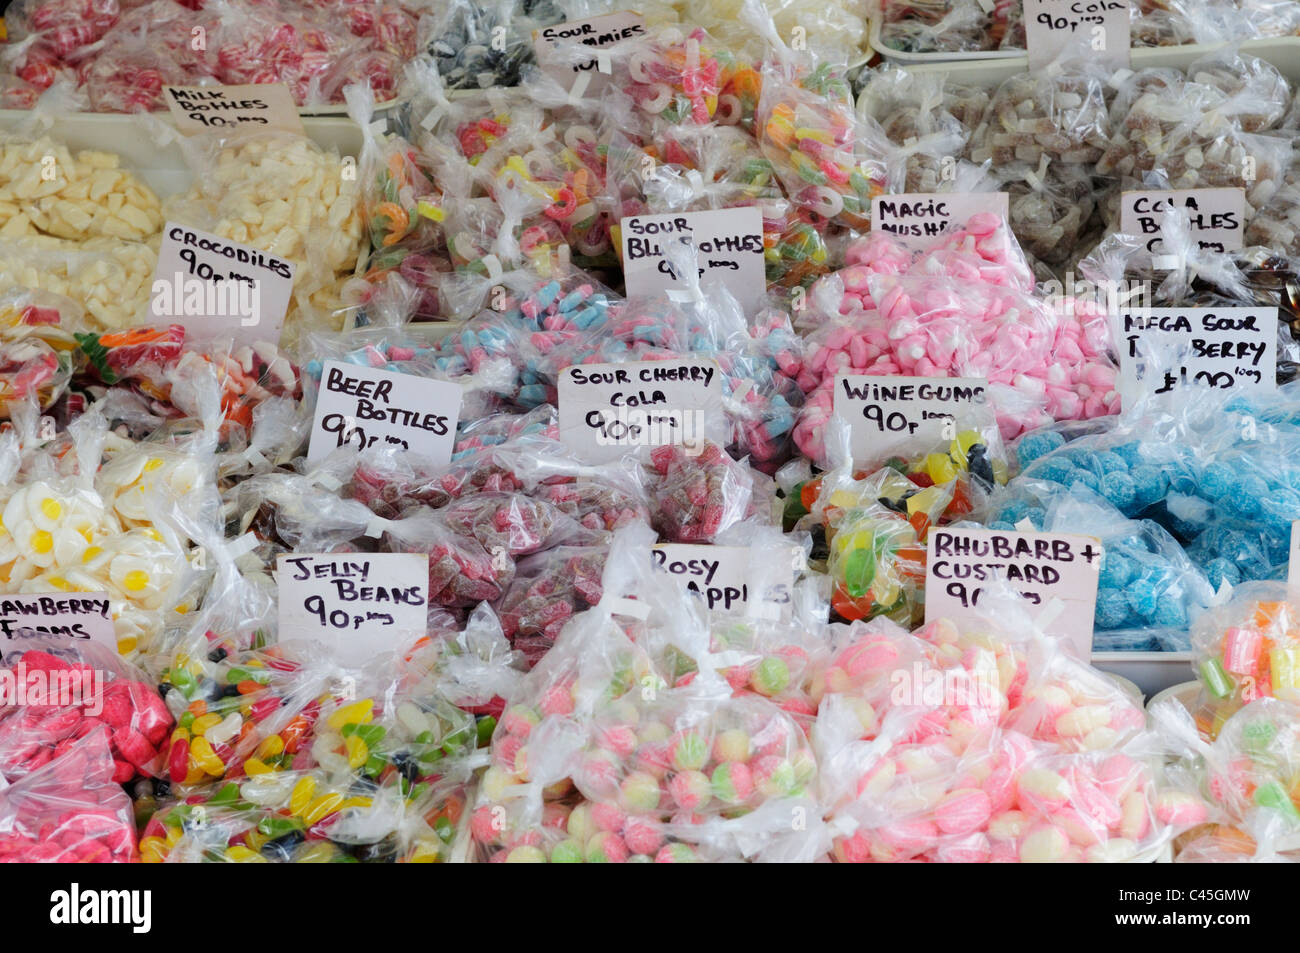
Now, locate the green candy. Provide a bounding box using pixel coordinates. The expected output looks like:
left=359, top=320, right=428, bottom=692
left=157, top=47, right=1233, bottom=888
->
left=752, top=657, right=790, bottom=696
left=1254, top=780, right=1300, bottom=822
left=842, top=546, right=875, bottom=598
left=476, top=716, right=497, bottom=746
left=550, top=840, right=584, bottom=863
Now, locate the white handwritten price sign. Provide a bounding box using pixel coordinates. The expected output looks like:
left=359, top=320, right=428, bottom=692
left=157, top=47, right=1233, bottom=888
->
left=620, top=207, right=765, bottom=312
left=558, top=359, right=723, bottom=463
left=650, top=544, right=797, bottom=617
left=834, top=375, right=992, bottom=466
left=925, top=527, right=1102, bottom=656
left=1114, top=307, right=1278, bottom=409
left=872, top=193, right=1009, bottom=252
left=308, top=361, right=462, bottom=463
left=150, top=223, right=295, bottom=346
left=0, top=593, right=116, bottom=653
left=1120, top=188, right=1245, bottom=256
left=533, top=12, right=645, bottom=94
left=1024, top=0, right=1130, bottom=71
left=164, top=84, right=304, bottom=135
left=277, top=554, right=429, bottom=665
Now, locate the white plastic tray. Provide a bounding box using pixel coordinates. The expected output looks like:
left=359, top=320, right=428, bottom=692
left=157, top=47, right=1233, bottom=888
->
left=864, top=35, right=1300, bottom=89
left=0, top=111, right=363, bottom=200
left=1146, top=679, right=1200, bottom=713
left=1092, top=651, right=1193, bottom=700
left=869, top=13, right=1020, bottom=65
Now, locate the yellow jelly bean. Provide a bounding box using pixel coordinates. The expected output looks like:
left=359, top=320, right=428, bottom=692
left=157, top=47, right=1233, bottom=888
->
left=139, top=836, right=168, bottom=863
left=337, top=796, right=373, bottom=811
left=243, top=758, right=273, bottom=776
left=407, top=841, right=442, bottom=863
left=327, top=699, right=374, bottom=731
left=296, top=843, right=338, bottom=863
left=191, top=714, right=222, bottom=735
left=170, top=726, right=190, bottom=744
left=303, top=792, right=345, bottom=826
left=184, top=763, right=207, bottom=785
left=345, top=734, right=369, bottom=769
left=244, top=830, right=269, bottom=852
left=225, top=845, right=268, bottom=863
left=256, top=735, right=285, bottom=759
left=165, top=827, right=184, bottom=847
left=290, top=776, right=317, bottom=816
left=190, top=736, right=225, bottom=775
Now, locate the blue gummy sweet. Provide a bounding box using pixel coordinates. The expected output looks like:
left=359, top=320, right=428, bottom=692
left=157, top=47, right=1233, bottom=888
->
left=1099, top=552, right=1134, bottom=588
left=1129, top=465, right=1168, bottom=511
left=1094, top=451, right=1128, bottom=474
left=1033, top=459, right=1076, bottom=485
left=1197, top=461, right=1236, bottom=501
left=1099, top=471, right=1137, bottom=510
left=1152, top=596, right=1188, bottom=628
left=1261, top=490, right=1300, bottom=529
left=1095, top=588, right=1134, bottom=629
left=1016, top=431, right=1065, bottom=466
left=1232, top=474, right=1270, bottom=518
left=1126, top=578, right=1161, bottom=619
left=1069, top=468, right=1100, bottom=493
left=1113, top=442, right=1145, bottom=466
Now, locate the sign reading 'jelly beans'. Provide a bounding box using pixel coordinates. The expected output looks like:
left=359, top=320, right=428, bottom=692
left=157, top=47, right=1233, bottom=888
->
left=651, top=544, right=798, bottom=618
left=308, top=360, right=462, bottom=463
left=871, top=193, right=1010, bottom=252
left=150, top=222, right=296, bottom=347
left=277, top=554, right=430, bottom=666
left=924, top=527, right=1102, bottom=656
left=164, top=83, right=305, bottom=136
left=620, top=207, right=766, bottom=313
left=559, top=359, right=724, bottom=463
left=1113, top=307, right=1278, bottom=410
left=1024, top=0, right=1131, bottom=71
left=1120, top=188, right=1246, bottom=256
left=0, top=594, right=116, bottom=653
left=834, top=375, right=992, bottom=467
left=533, top=11, right=646, bottom=95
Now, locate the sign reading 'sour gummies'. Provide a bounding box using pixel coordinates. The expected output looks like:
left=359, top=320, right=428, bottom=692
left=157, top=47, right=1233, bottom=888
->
left=650, top=544, right=798, bottom=617
left=620, top=207, right=765, bottom=312
left=1120, top=188, right=1245, bottom=256
left=308, top=361, right=461, bottom=463
left=924, top=527, right=1102, bottom=656
left=1024, top=0, right=1130, bottom=71
left=871, top=193, right=1009, bottom=251
left=533, top=11, right=645, bottom=94
left=1114, top=307, right=1278, bottom=409
left=164, top=83, right=304, bottom=135
left=834, top=375, right=992, bottom=465
left=559, top=359, right=722, bottom=463
left=150, top=223, right=295, bottom=346
left=277, top=554, right=429, bottom=665
left=0, top=594, right=116, bottom=651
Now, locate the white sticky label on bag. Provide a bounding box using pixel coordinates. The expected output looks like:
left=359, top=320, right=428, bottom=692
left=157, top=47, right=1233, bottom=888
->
left=651, top=544, right=797, bottom=617
left=1114, top=307, right=1278, bottom=409
left=833, top=375, right=992, bottom=466
left=871, top=193, right=1009, bottom=252
left=924, top=527, right=1102, bottom=657
left=308, top=361, right=461, bottom=463
left=620, top=207, right=766, bottom=313
left=1024, top=0, right=1130, bottom=71
left=164, top=83, right=305, bottom=136
left=533, top=11, right=645, bottom=95
left=558, top=359, right=722, bottom=463
left=150, top=222, right=295, bottom=346
left=0, top=593, right=116, bottom=653
left=277, top=553, right=429, bottom=666
left=1120, top=188, right=1245, bottom=256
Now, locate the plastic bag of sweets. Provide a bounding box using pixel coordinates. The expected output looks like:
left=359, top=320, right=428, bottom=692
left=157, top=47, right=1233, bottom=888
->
left=0, top=727, right=138, bottom=862
left=423, top=0, right=564, bottom=91
left=400, top=603, right=525, bottom=724
left=0, top=634, right=172, bottom=783
left=496, top=541, right=609, bottom=665
left=1187, top=583, right=1300, bottom=737
left=877, top=0, right=995, bottom=53
left=641, top=441, right=777, bottom=544
left=756, top=58, right=891, bottom=233
left=0, top=288, right=84, bottom=415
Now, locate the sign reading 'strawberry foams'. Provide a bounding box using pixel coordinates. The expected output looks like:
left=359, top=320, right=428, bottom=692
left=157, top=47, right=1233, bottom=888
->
left=558, top=359, right=723, bottom=463
left=277, top=554, right=429, bottom=666
left=164, top=84, right=304, bottom=135
left=0, top=594, right=116, bottom=653
left=308, top=361, right=462, bottom=463
left=924, top=527, right=1102, bottom=656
